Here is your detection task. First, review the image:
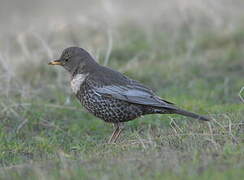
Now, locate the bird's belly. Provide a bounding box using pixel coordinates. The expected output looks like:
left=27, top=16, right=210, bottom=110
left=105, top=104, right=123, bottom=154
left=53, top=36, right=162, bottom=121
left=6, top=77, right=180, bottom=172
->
left=77, top=89, right=143, bottom=123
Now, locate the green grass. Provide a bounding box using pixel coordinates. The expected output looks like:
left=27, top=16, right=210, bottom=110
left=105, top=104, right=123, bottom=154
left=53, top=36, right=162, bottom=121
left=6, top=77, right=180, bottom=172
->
left=1, top=4, right=244, bottom=179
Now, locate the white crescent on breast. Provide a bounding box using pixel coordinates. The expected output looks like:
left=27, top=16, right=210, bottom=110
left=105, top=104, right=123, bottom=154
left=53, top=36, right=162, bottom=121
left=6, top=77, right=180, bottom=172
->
left=70, top=74, right=88, bottom=94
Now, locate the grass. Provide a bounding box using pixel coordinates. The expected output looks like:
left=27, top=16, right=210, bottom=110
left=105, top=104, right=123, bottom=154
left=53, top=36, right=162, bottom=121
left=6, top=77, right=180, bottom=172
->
left=0, top=0, right=244, bottom=179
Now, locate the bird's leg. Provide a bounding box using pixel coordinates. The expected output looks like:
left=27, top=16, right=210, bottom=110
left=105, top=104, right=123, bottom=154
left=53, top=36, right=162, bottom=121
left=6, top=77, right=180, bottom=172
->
left=109, top=123, right=124, bottom=143
left=108, top=123, right=120, bottom=144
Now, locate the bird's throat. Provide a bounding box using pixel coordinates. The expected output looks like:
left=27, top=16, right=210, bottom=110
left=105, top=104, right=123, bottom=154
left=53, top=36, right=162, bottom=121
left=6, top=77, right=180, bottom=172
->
left=70, top=73, right=88, bottom=94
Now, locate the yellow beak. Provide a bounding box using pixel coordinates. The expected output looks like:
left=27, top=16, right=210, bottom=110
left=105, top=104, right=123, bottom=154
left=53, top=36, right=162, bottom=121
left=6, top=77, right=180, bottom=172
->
left=48, top=60, right=62, bottom=65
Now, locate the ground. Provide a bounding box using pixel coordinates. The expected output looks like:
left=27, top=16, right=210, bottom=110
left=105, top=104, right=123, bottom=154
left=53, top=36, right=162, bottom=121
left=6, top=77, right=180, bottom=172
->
left=0, top=1, right=243, bottom=179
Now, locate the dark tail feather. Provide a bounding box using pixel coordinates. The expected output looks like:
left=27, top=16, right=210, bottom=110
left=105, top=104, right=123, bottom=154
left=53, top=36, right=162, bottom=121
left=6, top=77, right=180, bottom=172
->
left=172, top=108, right=210, bottom=121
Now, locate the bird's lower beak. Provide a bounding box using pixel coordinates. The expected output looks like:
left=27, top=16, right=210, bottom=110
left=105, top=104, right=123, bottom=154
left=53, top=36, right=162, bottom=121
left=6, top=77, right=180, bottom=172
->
left=48, top=60, right=62, bottom=65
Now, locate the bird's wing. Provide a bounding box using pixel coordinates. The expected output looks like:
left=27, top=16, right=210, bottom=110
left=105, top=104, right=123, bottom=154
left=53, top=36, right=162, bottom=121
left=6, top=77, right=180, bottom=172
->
left=94, top=83, right=176, bottom=109
left=87, top=65, right=176, bottom=109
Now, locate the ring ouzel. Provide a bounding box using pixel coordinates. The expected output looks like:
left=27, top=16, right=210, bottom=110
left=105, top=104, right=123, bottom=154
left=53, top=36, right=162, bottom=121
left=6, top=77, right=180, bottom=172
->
left=49, top=47, right=210, bottom=143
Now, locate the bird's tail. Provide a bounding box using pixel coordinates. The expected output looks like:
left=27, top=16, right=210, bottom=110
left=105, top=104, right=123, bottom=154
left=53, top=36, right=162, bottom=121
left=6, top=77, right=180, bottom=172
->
left=171, top=108, right=210, bottom=121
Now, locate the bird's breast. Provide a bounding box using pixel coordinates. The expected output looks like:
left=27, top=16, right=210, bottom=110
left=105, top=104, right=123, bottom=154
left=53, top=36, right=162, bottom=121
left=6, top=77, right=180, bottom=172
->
left=70, top=73, right=88, bottom=94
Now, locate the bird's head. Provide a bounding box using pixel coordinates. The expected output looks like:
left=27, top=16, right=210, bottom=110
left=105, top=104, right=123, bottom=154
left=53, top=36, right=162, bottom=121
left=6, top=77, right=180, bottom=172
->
left=48, top=47, right=96, bottom=74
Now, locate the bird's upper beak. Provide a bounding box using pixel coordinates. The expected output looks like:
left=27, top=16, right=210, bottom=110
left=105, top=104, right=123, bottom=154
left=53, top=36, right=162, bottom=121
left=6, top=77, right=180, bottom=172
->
left=48, top=60, right=62, bottom=65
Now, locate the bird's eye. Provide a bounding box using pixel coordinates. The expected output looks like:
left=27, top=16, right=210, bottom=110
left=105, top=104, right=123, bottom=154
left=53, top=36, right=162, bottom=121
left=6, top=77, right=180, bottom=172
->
left=65, top=58, right=69, bottom=62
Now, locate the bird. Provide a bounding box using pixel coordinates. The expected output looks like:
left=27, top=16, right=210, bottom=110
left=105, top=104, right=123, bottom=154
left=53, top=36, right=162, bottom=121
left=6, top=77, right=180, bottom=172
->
left=48, top=47, right=210, bottom=143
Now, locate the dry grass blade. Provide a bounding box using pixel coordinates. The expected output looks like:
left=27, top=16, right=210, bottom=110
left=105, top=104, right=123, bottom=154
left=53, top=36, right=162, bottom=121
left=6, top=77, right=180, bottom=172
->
left=239, top=86, right=244, bottom=103
left=16, top=118, right=29, bottom=134
left=169, top=117, right=183, bottom=133
left=225, top=115, right=239, bottom=144
left=207, top=122, right=219, bottom=150
left=104, top=29, right=113, bottom=66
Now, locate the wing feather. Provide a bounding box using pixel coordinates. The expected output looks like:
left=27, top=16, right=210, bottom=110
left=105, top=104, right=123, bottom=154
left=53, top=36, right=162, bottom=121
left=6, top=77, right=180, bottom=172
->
left=87, top=66, right=176, bottom=109
left=95, top=84, right=176, bottom=109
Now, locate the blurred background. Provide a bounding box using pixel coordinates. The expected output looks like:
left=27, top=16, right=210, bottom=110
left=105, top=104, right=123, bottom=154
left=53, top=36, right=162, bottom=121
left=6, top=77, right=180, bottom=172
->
left=0, top=0, right=244, bottom=100
left=0, top=0, right=243, bottom=179
left=0, top=0, right=243, bottom=100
